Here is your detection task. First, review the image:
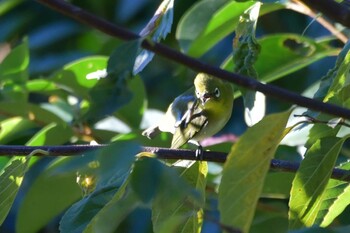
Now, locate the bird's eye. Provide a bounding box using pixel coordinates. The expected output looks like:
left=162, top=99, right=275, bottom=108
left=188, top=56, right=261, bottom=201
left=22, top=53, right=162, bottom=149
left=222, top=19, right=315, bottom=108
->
left=214, top=88, right=220, bottom=97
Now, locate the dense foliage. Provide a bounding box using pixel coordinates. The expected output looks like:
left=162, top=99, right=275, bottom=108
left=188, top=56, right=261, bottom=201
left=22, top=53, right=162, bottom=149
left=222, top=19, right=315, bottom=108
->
left=0, top=0, right=350, bottom=233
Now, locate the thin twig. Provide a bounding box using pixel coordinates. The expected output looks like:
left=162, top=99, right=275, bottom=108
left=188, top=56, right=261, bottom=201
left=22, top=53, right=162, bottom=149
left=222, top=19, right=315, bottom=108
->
left=288, top=0, right=348, bottom=43
left=299, top=0, right=350, bottom=27
left=0, top=145, right=350, bottom=182
left=34, top=0, right=350, bottom=119
left=294, top=114, right=350, bottom=128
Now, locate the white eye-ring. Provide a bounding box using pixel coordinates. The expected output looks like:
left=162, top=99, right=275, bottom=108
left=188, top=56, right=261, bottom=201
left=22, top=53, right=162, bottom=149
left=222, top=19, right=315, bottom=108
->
left=214, top=88, right=220, bottom=97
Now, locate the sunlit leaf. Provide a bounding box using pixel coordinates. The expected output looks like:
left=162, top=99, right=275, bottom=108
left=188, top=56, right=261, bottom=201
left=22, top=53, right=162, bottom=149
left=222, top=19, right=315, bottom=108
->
left=0, top=156, right=30, bottom=225
left=288, top=137, right=346, bottom=230
left=51, top=56, right=108, bottom=100
left=218, top=110, right=291, bottom=233
left=315, top=162, right=350, bottom=227
left=176, top=0, right=253, bottom=56
left=0, top=117, right=37, bottom=144
left=176, top=1, right=284, bottom=57
left=222, top=34, right=339, bottom=84
left=25, top=79, right=59, bottom=93
left=26, top=122, right=73, bottom=146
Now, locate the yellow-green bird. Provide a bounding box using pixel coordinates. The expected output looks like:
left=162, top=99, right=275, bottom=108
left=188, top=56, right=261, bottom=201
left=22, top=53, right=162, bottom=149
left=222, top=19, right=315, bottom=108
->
left=142, top=73, right=234, bottom=150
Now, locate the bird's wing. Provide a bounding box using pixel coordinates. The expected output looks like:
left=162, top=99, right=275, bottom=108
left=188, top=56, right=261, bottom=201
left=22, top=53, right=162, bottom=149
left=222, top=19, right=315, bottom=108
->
left=158, top=88, right=195, bottom=134
left=171, top=105, right=208, bottom=149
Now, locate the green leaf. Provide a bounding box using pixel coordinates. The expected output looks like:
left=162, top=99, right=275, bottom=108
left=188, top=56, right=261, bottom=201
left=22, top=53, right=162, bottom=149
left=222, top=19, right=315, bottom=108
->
left=0, top=82, right=27, bottom=102
left=0, top=156, right=30, bottom=225
left=222, top=34, right=339, bottom=84
left=315, top=162, right=350, bottom=227
left=25, top=123, right=74, bottom=167
left=115, top=75, right=147, bottom=129
left=152, top=161, right=207, bottom=233
left=59, top=141, right=139, bottom=232
left=82, top=179, right=140, bottom=233
left=262, top=172, right=294, bottom=199
left=0, top=117, right=37, bottom=144
left=177, top=162, right=207, bottom=233
left=0, top=38, right=29, bottom=84
left=51, top=56, right=108, bottom=100
left=176, top=0, right=253, bottom=56
left=60, top=186, right=120, bottom=233
left=0, top=0, right=24, bottom=15
left=26, top=122, right=73, bottom=146
left=323, top=41, right=350, bottom=102
left=176, top=1, right=284, bottom=57
left=218, top=110, right=291, bottom=233
left=0, top=101, right=66, bottom=125
left=25, top=79, right=59, bottom=93
left=16, top=157, right=83, bottom=233
left=85, top=41, right=140, bottom=123
left=288, top=137, right=346, bottom=230
left=130, top=157, right=163, bottom=203
left=250, top=202, right=288, bottom=233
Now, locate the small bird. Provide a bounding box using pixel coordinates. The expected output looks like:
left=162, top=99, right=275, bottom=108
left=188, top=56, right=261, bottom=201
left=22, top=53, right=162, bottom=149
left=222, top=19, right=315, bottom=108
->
left=142, top=73, right=234, bottom=151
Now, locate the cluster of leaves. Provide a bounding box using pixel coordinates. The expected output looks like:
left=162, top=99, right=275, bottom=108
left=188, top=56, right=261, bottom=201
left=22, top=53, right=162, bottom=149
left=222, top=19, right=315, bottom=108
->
left=0, top=0, right=350, bottom=233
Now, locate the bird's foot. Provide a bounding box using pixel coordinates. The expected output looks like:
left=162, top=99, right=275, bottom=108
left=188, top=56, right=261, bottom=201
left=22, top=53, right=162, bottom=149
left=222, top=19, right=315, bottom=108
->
left=195, top=145, right=204, bottom=161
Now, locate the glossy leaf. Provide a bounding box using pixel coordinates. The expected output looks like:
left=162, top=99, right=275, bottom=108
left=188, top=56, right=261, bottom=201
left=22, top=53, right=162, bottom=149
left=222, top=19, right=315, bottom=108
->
left=176, top=0, right=253, bottom=56
left=288, top=137, right=346, bottom=230
left=218, top=110, right=291, bottom=233
left=176, top=1, right=284, bottom=57
left=0, top=117, right=37, bottom=144
left=222, top=34, right=339, bottom=84
left=25, top=79, right=59, bottom=93
left=26, top=122, right=73, bottom=146
left=51, top=56, right=108, bottom=100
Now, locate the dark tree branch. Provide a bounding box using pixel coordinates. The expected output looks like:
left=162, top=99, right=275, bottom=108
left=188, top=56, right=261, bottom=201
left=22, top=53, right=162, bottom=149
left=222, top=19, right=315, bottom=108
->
left=299, top=0, right=350, bottom=27
left=34, top=0, right=350, bottom=119
left=1, top=145, right=350, bottom=182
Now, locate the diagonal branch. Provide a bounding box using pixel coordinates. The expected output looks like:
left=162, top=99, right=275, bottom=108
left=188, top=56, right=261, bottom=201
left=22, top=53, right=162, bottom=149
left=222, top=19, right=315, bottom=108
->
left=0, top=144, right=349, bottom=182
left=299, top=0, right=350, bottom=27
left=34, top=0, right=350, bottom=119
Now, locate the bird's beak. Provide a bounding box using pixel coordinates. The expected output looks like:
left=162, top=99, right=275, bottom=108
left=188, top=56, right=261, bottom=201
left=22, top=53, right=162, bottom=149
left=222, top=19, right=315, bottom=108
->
left=200, top=92, right=212, bottom=105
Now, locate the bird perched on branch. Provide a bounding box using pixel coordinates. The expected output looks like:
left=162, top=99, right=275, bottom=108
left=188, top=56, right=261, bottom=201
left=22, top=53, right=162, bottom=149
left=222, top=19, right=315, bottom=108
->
left=142, top=73, right=234, bottom=152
